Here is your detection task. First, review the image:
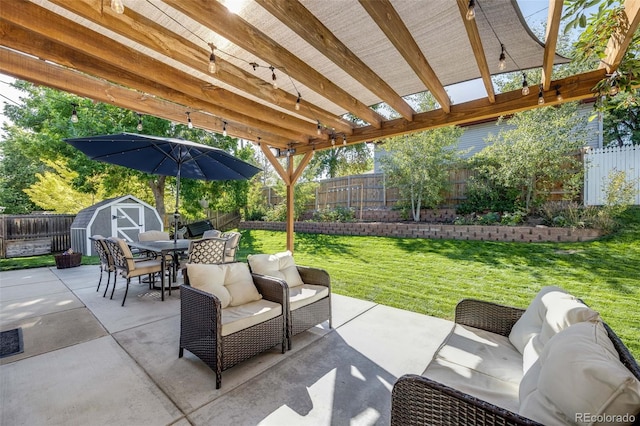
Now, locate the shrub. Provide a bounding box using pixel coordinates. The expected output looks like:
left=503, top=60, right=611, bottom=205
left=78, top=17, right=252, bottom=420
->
left=312, top=206, right=356, bottom=222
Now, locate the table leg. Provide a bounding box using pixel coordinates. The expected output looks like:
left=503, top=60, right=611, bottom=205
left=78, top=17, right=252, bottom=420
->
left=161, top=255, right=166, bottom=301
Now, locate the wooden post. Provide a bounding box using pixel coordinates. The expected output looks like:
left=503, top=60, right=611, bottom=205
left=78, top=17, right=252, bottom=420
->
left=286, top=156, right=295, bottom=252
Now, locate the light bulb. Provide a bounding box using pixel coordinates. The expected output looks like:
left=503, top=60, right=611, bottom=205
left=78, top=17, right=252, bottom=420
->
left=295, top=93, right=301, bottom=111
left=186, top=112, right=193, bottom=129
left=521, top=73, right=529, bottom=96
left=270, top=66, right=277, bottom=89
left=466, top=0, right=475, bottom=20
left=317, top=122, right=322, bottom=135
left=609, top=81, right=619, bottom=96
left=208, top=54, right=217, bottom=74
left=498, top=44, right=506, bottom=71
left=111, top=0, right=124, bottom=14
left=223, top=122, right=227, bottom=137
left=343, top=137, right=347, bottom=146
left=556, top=87, right=563, bottom=102
left=137, top=119, right=143, bottom=131
left=70, top=104, right=78, bottom=123
left=538, top=87, right=545, bottom=105
left=331, top=136, right=336, bottom=146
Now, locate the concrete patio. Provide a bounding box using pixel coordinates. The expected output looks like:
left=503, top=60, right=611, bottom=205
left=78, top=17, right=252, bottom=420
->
left=0, top=265, right=454, bottom=425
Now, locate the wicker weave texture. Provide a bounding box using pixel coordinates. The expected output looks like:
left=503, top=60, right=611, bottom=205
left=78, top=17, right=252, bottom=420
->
left=291, top=297, right=331, bottom=337
left=455, top=299, right=525, bottom=336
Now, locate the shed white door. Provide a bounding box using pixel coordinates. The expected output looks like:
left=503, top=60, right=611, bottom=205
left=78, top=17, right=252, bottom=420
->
left=111, top=204, right=144, bottom=242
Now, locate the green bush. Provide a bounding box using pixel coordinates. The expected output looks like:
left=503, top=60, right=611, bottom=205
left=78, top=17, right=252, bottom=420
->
left=457, top=174, right=519, bottom=215
left=312, top=206, right=356, bottom=222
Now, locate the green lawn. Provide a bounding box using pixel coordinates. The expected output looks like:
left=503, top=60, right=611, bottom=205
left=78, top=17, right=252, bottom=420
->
left=2, top=208, right=638, bottom=357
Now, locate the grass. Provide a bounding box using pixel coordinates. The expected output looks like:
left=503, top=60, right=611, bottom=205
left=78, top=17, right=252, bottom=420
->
left=2, top=208, right=639, bottom=357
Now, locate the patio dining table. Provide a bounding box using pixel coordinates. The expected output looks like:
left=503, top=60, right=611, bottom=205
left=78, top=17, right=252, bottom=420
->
left=127, top=239, right=190, bottom=301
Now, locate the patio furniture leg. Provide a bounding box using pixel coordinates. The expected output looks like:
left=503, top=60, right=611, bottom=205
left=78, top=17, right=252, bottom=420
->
left=110, top=276, right=117, bottom=300
left=121, top=278, right=131, bottom=306
left=97, top=267, right=103, bottom=292
left=104, top=274, right=115, bottom=298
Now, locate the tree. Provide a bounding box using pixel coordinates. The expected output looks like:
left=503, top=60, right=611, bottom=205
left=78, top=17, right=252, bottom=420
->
left=23, top=159, right=101, bottom=213
left=380, top=127, right=463, bottom=221
left=304, top=143, right=372, bottom=180
left=476, top=103, right=588, bottom=213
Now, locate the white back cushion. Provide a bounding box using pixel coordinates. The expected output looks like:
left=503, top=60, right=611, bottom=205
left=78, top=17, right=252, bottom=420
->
left=187, top=263, right=232, bottom=308
left=247, top=251, right=304, bottom=288
left=224, top=262, right=262, bottom=306
left=519, top=321, right=640, bottom=426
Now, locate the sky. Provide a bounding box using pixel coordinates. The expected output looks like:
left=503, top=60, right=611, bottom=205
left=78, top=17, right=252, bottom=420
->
left=0, top=1, right=556, bottom=134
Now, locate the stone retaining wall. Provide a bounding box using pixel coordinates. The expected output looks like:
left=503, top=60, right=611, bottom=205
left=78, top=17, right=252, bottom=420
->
left=240, top=221, right=602, bottom=243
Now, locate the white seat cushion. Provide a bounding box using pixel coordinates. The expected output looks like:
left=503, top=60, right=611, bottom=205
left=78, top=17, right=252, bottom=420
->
left=289, top=284, right=329, bottom=311
left=519, top=321, right=640, bottom=426
left=221, top=299, right=282, bottom=336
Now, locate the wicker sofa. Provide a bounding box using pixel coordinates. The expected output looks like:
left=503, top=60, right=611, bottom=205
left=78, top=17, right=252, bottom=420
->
left=391, top=287, right=640, bottom=425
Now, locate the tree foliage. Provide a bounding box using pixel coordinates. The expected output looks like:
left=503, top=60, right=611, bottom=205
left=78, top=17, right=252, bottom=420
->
left=475, top=103, right=588, bottom=213
left=380, top=127, right=463, bottom=221
left=23, top=159, right=100, bottom=213
left=0, top=81, right=257, bottom=220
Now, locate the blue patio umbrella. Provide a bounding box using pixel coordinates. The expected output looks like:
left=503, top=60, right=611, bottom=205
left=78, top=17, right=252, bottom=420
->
left=65, top=132, right=261, bottom=241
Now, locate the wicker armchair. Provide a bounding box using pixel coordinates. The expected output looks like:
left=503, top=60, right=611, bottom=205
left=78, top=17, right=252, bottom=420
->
left=180, top=263, right=287, bottom=388
left=391, top=299, right=640, bottom=426
left=288, top=266, right=331, bottom=349
left=247, top=252, right=331, bottom=350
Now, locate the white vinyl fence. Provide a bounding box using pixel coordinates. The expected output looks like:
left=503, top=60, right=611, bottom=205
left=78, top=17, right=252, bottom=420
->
left=584, top=145, right=640, bottom=206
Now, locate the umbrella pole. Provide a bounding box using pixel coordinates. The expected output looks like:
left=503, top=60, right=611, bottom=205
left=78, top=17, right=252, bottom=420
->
left=174, top=165, right=181, bottom=244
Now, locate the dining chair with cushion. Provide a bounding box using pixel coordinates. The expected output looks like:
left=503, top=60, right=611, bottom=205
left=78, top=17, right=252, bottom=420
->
left=90, top=235, right=114, bottom=296
left=180, top=262, right=287, bottom=388
left=220, top=231, right=242, bottom=262
left=103, top=237, right=163, bottom=306
left=247, top=251, right=331, bottom=350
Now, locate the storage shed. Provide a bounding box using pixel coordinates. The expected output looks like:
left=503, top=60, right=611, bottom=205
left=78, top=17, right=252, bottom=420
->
left=71, top=195, right=163, bottom=256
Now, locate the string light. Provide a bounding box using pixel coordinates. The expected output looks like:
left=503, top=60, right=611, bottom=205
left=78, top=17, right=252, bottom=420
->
left=555, top=85, right=563, bottom=102
left=609, top=74, right=619, bottom=96
left=521, top=72, right=529, bottom=96
left=186, top=111, right=193, bottom=129
left=317, top=121, right=322, bottom=135
left=466, top=0, right=476, bottom=20
left=498, top=44, right=506, bottom=71
left=110, top=0, right=124, bottom=14
left=343, top=135, right=347, bottom=146
left=70, top=103, right=79, bottom=123
left=331, top=135, right=336, bottom=146
left=295, top=93, right=301, bottom=111
left=538, top=85, right=545, bottom=105
left=136, top=113, right=143, bottom=131
left=270, top=66, right=277, bottom=89
left=222, top=121, right=227, bottom=137
left=208, top=44, right=217, bottom=74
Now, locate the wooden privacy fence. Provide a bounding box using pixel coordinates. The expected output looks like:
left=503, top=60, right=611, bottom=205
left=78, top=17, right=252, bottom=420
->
left=0, top=214, right=75, bottom=258
left=261, top=170, right=477, bottom=213
left=584, top=145, right=640, bottom=206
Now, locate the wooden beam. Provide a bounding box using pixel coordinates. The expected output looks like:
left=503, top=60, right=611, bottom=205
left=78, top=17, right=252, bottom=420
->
left=286, top=158, right=295, bottom=252
left=256, top=0, right=415, bottom=122
left=290, top=151, right=314, bottom=185
left=359, top=0, right=451, bottom=113
left=294, top=69, right=608, bottom=153
left=259, top=143, right=290, bottom=186
left=46, top=0, right=353, bottom=136
left=600, top=0, right=640, bottom=73
left=541, top=0, right=564, bottom=90
left=0, top=46, right=293, bottom=145
left=163, top=0, right=385, bottom=128
left=0, top=1, right=320, bottom=141
left=456, top=0, right=496, bottom=103
left=0, top=21, right=300, bottom=146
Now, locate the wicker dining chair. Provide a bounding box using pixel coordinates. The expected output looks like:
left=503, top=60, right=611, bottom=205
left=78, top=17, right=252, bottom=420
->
left=187, top=237, right=227, bottom=264
left=90, top=235, right=114, bottom=295
left=103, top=237, right=163, bottom=306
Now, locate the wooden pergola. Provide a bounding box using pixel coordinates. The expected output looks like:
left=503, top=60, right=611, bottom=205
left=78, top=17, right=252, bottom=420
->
left=1, top=0, right=639, bottom=250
